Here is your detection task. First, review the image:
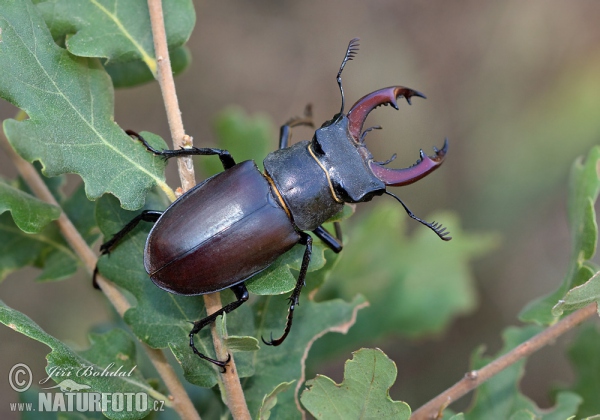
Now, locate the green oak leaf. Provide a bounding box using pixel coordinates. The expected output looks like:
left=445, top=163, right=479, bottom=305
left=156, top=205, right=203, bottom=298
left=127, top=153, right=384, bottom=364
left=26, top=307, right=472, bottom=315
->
left=36, top=0, right=195, bottom=74
left=463, top=326, right=581, bottom=420
left=557, top=323, right=600, bottom=418
left=312, top=205, right=497, bottom=361
left=104, top=45, right=191, bottom=88
left=0, top=179, right=60, bottom=233
left=0, top=300, right=166, bottom=420
left=0, top=0, right=173, bottom=210
left=521, top=146, right=600, bottom=324
left=243, top=294, right=368, bottom=419
left=509, top=411, right=536, bottom=420
left=552, top=267, right=600, bottom=316
left=217, top=314, right=260, bottom=353
left=300, top=348, right=410, bottom=420
left=258, top=381, right=295, bottom=420
left=246, top=241, right=327, bottom=295
left=0, top=182, right=97, bottom=282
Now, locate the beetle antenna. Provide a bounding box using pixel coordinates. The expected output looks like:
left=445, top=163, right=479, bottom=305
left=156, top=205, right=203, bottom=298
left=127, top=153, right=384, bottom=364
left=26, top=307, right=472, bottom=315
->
left=384, top=191, right=452, bottom=241
left=336, top=38, right=360, bottom=118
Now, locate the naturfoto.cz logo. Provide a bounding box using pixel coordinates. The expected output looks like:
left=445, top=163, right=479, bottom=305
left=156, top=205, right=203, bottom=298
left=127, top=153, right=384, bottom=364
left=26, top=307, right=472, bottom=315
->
left=8, top=362, right=165, bottom=414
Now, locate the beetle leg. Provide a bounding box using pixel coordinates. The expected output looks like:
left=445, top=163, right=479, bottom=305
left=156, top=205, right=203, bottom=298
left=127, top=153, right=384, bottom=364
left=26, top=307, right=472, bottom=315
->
left=189, top=283, right=249, bottom=372
left=279, top=104, right=313, bottom=149
left=312, top=224, right=343, bottom=253
left=262, top=232, right=312, bottom=346
left=126, top=130, right=236, bottom=170
left=92, top=210, right=163, bottom=289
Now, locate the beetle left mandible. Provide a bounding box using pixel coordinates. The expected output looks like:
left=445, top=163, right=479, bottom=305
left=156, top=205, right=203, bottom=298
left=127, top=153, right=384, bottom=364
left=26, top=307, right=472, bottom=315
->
left=94, top=38, right=450, bottom=372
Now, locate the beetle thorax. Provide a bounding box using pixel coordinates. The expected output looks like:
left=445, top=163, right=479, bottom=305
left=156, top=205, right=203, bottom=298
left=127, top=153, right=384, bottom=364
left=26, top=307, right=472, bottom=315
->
left=310, top=115, right=386, bottom=203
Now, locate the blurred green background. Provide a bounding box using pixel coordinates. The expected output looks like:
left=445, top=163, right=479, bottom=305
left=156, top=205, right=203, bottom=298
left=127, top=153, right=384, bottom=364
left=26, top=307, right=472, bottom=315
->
left=2, top=1, right=600, bottom=417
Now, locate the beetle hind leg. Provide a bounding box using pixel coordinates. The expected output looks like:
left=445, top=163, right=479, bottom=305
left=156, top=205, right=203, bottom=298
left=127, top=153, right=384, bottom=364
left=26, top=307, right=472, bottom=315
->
left=189, top=283, right=249, bottom=372
left=262, top=232, right=312, bottom=346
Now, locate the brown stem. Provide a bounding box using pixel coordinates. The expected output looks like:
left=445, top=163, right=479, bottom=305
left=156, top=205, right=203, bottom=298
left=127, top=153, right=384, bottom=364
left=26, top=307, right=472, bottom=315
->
left=147, top=1, right=250, bottom=419
left=411, top=302, right=598, bottom=420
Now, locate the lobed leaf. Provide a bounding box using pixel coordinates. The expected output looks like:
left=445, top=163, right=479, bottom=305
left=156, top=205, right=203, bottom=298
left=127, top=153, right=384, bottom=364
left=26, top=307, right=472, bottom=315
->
left=104, top=45, right=191, bottom=88
left=521, top=146, right=600, bottom=324
left=552, top=267, right=600, bottom=316
left=558, top=323, right=600, bottom=418
left=311, top=205, right=497, bottom=361
left=0, top=182, right=97, bottom=282
left=0, top=300, right=165, bottom=420
left=36, top=0, right=195, bottom=75
left=244, top=294, right=368, bottom=419
left=300, top=348, right=410, bottom=420
left=0, top=0, right=172, bottom=211
left=0, top=179, right=60, bottom=233
left=258, top=381, right=295, bottom=420
left=217, top=314, right=260, bottom=353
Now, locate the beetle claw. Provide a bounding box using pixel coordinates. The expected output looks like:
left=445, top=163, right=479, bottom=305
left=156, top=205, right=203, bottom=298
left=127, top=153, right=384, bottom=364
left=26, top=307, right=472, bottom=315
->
left=369, top=139, right=448, bottom=187
left=261, top=333, right=276, bottom=346
left=347, top=86, right=425, bottom=140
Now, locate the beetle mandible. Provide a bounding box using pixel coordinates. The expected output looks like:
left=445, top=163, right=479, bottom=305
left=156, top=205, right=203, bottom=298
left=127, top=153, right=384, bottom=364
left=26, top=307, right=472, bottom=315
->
left=94, top=38, right=451, bottom=371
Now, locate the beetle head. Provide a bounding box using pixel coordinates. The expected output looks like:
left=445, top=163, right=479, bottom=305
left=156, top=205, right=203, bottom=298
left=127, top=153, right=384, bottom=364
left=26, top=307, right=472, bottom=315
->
left=347, top=86, right=448, bottom=187
left=310, top=86, right=447, bottom=203
left=308, top=38, right=451, bottom=241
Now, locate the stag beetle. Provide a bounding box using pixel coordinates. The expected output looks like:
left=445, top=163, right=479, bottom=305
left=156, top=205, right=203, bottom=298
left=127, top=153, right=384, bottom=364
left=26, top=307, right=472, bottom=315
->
left=94, top=39, right=450, bottom=371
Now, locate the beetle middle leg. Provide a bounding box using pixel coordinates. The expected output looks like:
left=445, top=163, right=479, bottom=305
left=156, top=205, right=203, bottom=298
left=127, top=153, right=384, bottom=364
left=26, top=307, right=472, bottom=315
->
left=262, top=232, right=312, bottom=346
left=93, top=210, right=163, bottom=288
left=189, top=283, right=249, bottom=372
left=126, top=130, right=236, bottom=170
left=278, top=104, right=313, bottom=149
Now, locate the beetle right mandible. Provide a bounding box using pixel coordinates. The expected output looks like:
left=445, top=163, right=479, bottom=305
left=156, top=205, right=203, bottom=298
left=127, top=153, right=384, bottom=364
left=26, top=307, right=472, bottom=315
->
left=94, top=38, right=450, bottom=372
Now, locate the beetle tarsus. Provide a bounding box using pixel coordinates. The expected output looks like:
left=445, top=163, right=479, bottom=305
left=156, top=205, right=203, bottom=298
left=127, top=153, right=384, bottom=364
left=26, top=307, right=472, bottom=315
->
left=261, top=233, right=312, bottom=347
left=189, top=333, right=231, bottom=373
left=187, top=283, right=249, bottom=369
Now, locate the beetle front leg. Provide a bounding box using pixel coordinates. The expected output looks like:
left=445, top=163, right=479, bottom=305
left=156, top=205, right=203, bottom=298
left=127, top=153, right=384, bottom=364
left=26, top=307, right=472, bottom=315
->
left=126, top=130, right=236, bottom=170
left=278, top=104, right=313, bottom=149
left=262, top=232, right=312, bottom=346
left=189, top=283, right=249, bottom=372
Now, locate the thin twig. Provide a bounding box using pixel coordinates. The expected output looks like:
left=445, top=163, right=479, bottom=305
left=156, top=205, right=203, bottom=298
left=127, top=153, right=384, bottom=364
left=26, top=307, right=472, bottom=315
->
left=147, top=1, right=251, bottom=419
left=0, top=132, right=206, bottom=417
left=411, top=302, right=598, bottom=420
